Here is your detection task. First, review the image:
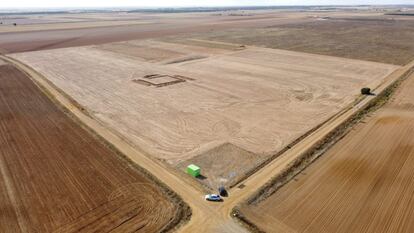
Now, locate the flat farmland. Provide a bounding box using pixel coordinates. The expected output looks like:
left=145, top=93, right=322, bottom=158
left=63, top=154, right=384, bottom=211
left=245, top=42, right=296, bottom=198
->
left=0, top=10, right=377, bottom=54
left=240, top=69, right=414, bottom=233
left=11, top=40, right=398, bottom=188
left=182, top=15, right=414, bottom=65
left=0, top=64, right=181, bottom=232
left=0, top=10, right=301, bottom=53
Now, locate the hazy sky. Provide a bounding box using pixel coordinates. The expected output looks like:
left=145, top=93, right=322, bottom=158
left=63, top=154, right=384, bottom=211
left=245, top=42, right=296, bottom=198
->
left=1, top=0, right=413, bottom=8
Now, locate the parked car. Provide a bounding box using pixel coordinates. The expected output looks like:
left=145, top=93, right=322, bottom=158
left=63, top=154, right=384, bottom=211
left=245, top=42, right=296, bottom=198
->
left=219, top=186, right=228, bottom=197
left=205, top=194, right=222, bottom=202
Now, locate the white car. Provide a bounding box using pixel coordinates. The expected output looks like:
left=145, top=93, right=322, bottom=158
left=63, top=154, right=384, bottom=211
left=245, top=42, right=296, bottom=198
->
left=205, top=194, right=222, bottom=202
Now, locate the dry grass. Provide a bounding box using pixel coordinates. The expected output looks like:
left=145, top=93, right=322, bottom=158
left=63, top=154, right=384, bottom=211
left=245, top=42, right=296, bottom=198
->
left=11, top=40, right=397, bottom=188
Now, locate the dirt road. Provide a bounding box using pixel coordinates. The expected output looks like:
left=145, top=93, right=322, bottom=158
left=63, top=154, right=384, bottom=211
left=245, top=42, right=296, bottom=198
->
left=10, top=41, right=397, bottom=189
left=240, top=65, right=414, bottom=232
left=0, top=64, right=179, bottom=232
left=0, top=55, right=247, bottom=233
left=4, top=55, right=412, bottom=232
left=200, top=61, right=414, bottom=231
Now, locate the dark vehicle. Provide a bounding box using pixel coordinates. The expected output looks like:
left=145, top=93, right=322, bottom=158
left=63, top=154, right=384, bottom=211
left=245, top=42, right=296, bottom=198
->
left=361, top=87, right=371, bottom=95
left=219, top=186, right=228, bottom=197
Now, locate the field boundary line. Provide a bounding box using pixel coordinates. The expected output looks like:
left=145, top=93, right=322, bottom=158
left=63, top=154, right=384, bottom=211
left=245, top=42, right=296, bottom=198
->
left=230, top=60, right=414, bottom=232
left=227, top=51, right=399, bottom=189
left=0, top=21, right=153, bottom=34
left=3, top=54, right=410, bottom=233
left=2, top=55, right=209, bottom=195
left=198, top=37, right=404, bottom=68
left=0, top=55, right=197, bottom=232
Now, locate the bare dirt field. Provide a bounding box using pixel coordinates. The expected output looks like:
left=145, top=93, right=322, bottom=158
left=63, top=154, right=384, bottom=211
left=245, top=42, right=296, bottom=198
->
left=11, top=40, right=398, bottom=188
left=179, top=15, right=414, bottom=65
left=0, top=19, right=152, bottom=33
left=0, top=10, right=386, bottom=54
left=0, top=12, right=160, bottom=28
left=240, top=70, right=414, bottom=233
left=0, top=63, right=182, bottom=232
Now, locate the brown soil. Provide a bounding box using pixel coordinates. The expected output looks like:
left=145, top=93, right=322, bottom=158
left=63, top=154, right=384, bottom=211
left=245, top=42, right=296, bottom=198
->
left=240, top=69, right=414, bottom=232
left=98, top=41, right=185, bottom=62
left=177, top=143, right=261, bottom=189
left=0, top=10, right=356, bottom=54
left=11, top=41, right=397, bottom=189
left=0, top=12, right=302, bottom=54
left=0, top=64, right=180, bottom=232
left=185, top=16, right=414, bottom=65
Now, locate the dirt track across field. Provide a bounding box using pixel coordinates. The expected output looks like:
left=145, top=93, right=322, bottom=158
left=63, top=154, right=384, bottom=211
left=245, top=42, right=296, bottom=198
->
left=0, top=63, right=180, bottom=232
left=3, top=55, right=411, bottom=233
left=10, top=40, right=398, bottom=188
left=240, top=64, right=414, bottom=232
left=3, top=8, right=414, bottom=233
left=0, top=53, right=249, bottom=233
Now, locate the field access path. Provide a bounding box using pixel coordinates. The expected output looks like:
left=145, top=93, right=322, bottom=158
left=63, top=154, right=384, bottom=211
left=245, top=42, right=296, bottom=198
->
left=2, top=55, right=413, bottom=233
left=241, top=65, right=414, bottom=232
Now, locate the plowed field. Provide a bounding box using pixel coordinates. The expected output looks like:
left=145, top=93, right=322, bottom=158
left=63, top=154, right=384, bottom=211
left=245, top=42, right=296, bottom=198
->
left=241, top=69, right=414, bottom=233
left=185, top=16, right=414, bottom=65
left=0, top=10, right=312, bottom=54
left=0, top=64, right=178, bottom=232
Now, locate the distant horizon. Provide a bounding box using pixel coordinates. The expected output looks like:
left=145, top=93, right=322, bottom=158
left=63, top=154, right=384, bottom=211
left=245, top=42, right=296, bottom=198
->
left=1, top=0, right=413, bottom=9
left=0, top=4, right=413, bottom=11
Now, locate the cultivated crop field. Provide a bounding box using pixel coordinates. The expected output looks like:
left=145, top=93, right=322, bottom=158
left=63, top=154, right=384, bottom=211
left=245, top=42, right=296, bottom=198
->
left=179, top=15, right=414, bottom=65
left=0, top=10, right=385, bottom=54
left=11, top=40, right=398, bottom=188
left=0, top=10, right=313, bottom=54
left=240, top=68, right=414, bottom=233
left=3, top=6, right=414, bottom=233
left=0, top=63, right=181, bottom=232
